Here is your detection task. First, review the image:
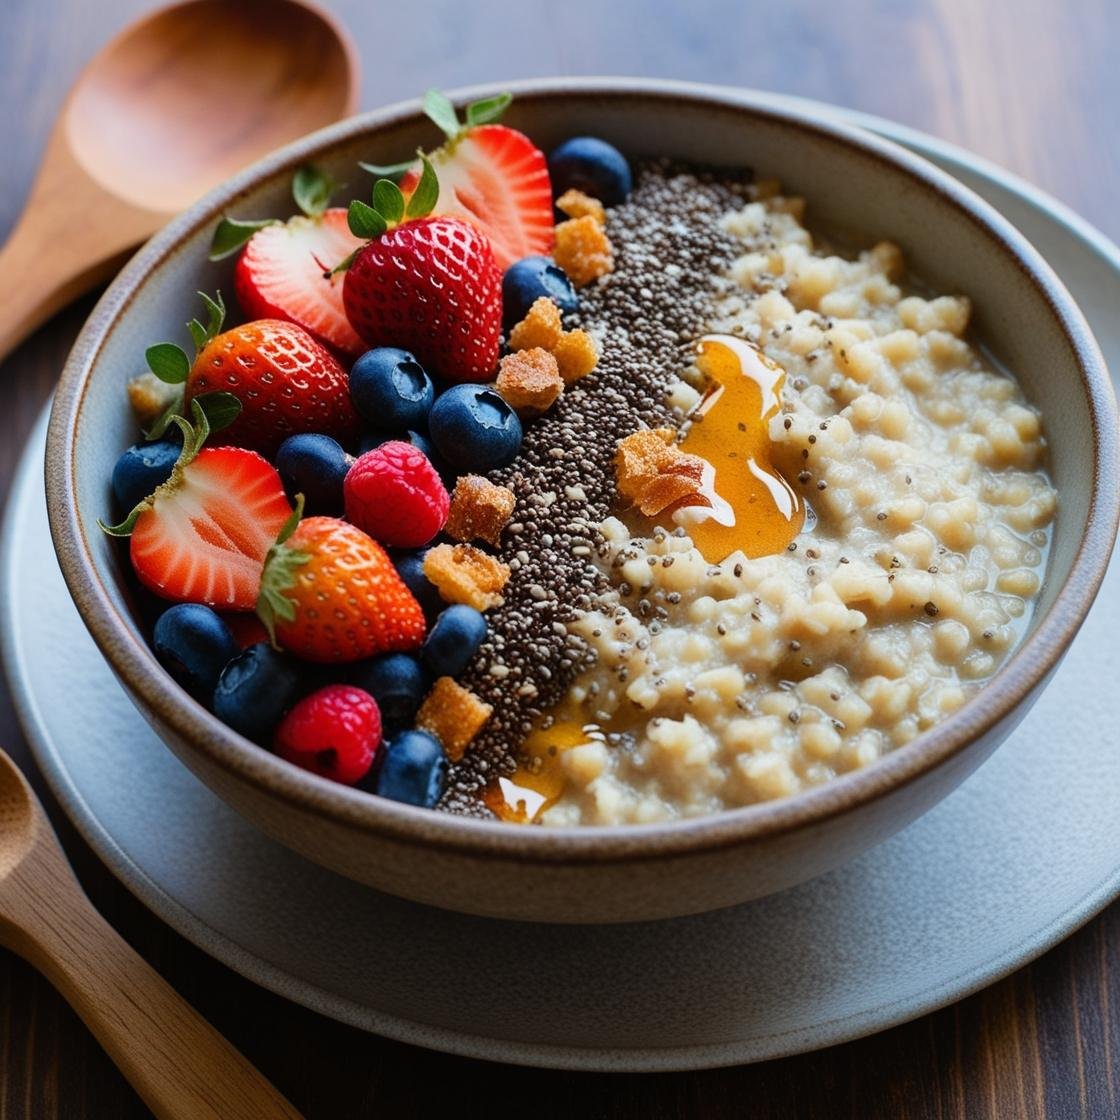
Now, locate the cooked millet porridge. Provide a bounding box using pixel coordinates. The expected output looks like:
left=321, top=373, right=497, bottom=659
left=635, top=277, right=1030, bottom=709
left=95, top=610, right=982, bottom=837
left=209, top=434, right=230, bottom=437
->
left=529, top=186, right=1056, bottom=827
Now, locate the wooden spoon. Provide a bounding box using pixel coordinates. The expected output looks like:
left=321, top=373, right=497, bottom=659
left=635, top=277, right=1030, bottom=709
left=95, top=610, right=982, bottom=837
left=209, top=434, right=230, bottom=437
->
left=0, top=748, right=303, bottom=1118
left=0, top=0, right=358, bottom=364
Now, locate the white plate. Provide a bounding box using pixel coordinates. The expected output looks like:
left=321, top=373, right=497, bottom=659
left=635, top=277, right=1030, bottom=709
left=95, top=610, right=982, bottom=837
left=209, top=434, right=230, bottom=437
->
left=3, top=98, right=1120, bottom=1073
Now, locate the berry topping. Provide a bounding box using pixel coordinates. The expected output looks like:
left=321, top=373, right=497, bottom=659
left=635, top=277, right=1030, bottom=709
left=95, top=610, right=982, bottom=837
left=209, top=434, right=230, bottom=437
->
left=344, top=441, right=450, bottom=549
left=111, top=439, right=181, bottom=513
left=501, top=256, right=578, bottom=329
left=100, top=404, right=294, bottom=610
left=349, top=347, right=435, bottom=431
left=221, top=612, right=271, bottom=650
left=152, top=603, right=239, bottom=703
left=392, top=549, right=443, bottom=623
left=275, top=684, right=383, bottom=786
left=214, top=642, right=304, bottom=744
left=375, top=729, right=447, bottom=807
left=422, top=604, right=488, bottom=678
left=257, top=508, right=426, bottom=663
left=276, top=433, right=352, bottom=516
left=548, top=136, right=633, bottom=206
left=427, top=384, right=522, bottom=472
left=348, top=651, right=430, bottom=731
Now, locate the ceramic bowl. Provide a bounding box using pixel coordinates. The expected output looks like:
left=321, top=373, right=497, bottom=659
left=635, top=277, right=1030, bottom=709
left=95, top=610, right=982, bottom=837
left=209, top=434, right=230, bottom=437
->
left=46, top=79, right=1119, bottom=923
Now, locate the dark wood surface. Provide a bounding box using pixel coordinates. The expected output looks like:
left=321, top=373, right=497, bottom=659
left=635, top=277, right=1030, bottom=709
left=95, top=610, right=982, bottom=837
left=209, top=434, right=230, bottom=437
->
left=3, top=1, right=1118, bottom=1115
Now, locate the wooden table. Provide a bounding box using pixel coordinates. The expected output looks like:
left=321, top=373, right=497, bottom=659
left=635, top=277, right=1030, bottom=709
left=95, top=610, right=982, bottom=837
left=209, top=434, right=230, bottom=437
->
left=2, top=0, right=1118, bottom=1115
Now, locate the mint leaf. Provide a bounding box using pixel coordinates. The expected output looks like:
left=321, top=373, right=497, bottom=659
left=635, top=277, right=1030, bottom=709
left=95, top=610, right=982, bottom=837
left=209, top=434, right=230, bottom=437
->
left=359, top=158, right=417, bottom=181
left=193, top=391, right=242, bottom=433
left=348, top=200, right=387, bottom=239
left=292, top=164, right=338, bottom=217
left=146, top=343, right=190, bottom=384
left=466, top=93, right=512, bottom=126
left=209, top=216, right=277, bottom=261
left=422, top=89, right=461, bottom=141
left=405, top=156, right=440, bottom=219
left=373, top=179, right=405, bottom=224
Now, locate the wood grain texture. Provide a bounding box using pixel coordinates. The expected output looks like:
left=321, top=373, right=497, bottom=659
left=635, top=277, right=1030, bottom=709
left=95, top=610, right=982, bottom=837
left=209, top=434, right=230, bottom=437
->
left=1, top=0, right=1118, bottom=1115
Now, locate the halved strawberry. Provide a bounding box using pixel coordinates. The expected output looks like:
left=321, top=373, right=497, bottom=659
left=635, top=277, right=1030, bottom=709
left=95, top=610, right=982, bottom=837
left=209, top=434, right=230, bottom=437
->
left=389, top=92, right=553, bottom=271
left=211, top=167, right=365, bottom=358
left=101, top=404, right=294, bottom=610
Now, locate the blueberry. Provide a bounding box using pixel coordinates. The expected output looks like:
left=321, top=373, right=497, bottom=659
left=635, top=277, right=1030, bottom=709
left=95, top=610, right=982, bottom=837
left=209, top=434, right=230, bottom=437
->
left=350, top=348, right=435, bottom=431
left=152, top=604, right=239, bottom=702
left=276, top=433, right=352, bottom=515
left=548, top=137, right=632, bottom=206
left=348, top=652, right=430, bottom=730
left=422, top=605, right=487, bottom=678
left=428, top=384, right=522, bottom=472
left=111, top=439, right=181, bottom=512
left=501, top=256, right=578, bottom=329
left=392, top=549, right=443, bottom=623
left=213, top=643, right=303, bottom=744
left=375, top=730, right=447, bottom=807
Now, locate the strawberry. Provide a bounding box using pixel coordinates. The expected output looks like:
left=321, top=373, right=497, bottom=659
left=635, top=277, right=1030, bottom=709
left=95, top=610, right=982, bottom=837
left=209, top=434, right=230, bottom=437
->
left=257, top=504, right=426, bottom=663
left=341, top=162, right=502, bottom=384
left=100, top=402, right=294, bottom=610
left=386, top=90, right=553, bottom=271
left=211, top=166, right=365, bottom=358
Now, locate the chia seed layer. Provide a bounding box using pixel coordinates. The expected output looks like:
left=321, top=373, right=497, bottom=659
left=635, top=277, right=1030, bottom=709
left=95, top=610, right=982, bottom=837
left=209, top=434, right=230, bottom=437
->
left=439, top=162, right=751, bottom=815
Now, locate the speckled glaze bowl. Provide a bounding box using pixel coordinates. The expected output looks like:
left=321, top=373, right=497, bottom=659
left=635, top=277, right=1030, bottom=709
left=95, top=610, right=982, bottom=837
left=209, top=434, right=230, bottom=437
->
left=46, top=79, right=1119, bottom=923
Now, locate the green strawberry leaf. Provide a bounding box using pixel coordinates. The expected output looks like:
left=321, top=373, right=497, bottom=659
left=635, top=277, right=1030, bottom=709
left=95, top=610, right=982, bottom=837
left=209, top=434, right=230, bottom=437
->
left=257, top=493, right=308, bottom=646
left=422, top=88, right=461, bottom=141
left=465, top=92, right=512, bottom=126
left=192, top=390, right=242, bottom=433
left=186, top=290, right=226, bottom=353
left=359, top=158, right=417, bottom=181
left=292, top=164, right=339, bottom=218
left=373, top=179, right=405, bottom=225
left=348, top=199, right=387, bottom=240
left=146, top=343, right=190, bottom=384
left=405, top=156, right=439, bottom=219
left=143, top=391, right=185, bottom=440
left=209, top=216, right=278, bottom=262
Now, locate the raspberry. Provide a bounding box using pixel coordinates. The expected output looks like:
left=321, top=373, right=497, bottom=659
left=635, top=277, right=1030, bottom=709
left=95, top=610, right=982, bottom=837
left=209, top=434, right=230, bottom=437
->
left=275, top=684, right=383, bottom=785
left=344, top=440, right=450, bottom=549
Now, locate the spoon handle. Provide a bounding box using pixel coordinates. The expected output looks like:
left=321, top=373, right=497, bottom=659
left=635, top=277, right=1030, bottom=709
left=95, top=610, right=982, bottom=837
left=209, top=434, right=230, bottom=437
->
left=5, top=813, right=302, bottom=1119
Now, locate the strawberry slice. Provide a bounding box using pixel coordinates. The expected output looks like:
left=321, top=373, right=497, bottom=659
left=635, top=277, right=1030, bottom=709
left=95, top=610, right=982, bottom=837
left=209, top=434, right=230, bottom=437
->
left=234, top=209, right=365, bottom=359
left=101, top=406, right=293, bottom=610
left=391, top=93, right=553, bottom=271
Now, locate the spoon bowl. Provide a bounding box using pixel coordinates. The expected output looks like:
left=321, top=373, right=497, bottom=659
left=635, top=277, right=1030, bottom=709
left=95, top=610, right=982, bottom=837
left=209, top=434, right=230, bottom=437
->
left=0, top=751, right=33, bottom=879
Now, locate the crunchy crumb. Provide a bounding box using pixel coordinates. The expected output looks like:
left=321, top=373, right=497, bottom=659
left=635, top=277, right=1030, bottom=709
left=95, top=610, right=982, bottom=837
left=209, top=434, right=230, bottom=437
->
left=554, top=215, right=613, bottom=287
left=446, top=475, right=516, bottom=546
left=416, top=677, right=493, bottom=762
left=552, top=329, right=599, bottom=383
left=423, top=543, right=511, bottom=610
left=508, top=296, right=564, bottom=352
left=615, top=428, right=710, bottom=516
left=495, top=348, right=564, bottom=417
left=127, top=372, right=179, bottom=429
left=555, top=188, right=606, bottom=226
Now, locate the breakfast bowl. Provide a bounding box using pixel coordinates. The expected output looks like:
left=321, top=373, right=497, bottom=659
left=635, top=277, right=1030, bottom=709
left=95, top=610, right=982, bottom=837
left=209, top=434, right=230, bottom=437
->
left=46, top=79, right=1119, bottom=923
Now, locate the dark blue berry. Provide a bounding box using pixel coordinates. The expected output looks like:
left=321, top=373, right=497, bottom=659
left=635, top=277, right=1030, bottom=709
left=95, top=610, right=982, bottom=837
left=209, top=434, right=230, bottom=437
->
left=422, top=605, right=487, bottom=678
left=152, top=604, right=238, bottom=703
left=548, top=137, right=632, bottom=206
left=428, top=384, right=522, bottom=472
left=213, top=643, right=303, bottom=744
left=111, top=439, right=180, bottom=512
left=501, top=256, right=578, bottom=329
left=276, top=433, right=352, bottom=515
left=392, top=549, right=443, bottom=623
left=348, top=652, right=430, bottom=731
left=349, top=348, right=435, bottom=431
left=375, top=730, right=447, bottom=807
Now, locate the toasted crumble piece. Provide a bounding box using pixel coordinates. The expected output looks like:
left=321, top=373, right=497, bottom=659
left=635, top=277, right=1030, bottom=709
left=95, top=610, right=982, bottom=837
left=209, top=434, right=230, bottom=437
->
left=555, top=188, right=606, bottom=226
left=508, top=296, right=563, bottom=352
left=553, top=215, right=612, bottom=287
left=495, top=348, right=564, bottom=417
left=614, top=429, right=709, bottom=516
left=552, top=329, right=599, bottom=384
left=446, top=475, right=516, bottom=545
left=615, top=429, right=676, bottom=500
left=423, top=543, right=510, bottom=610
left=127, top=371, right=179, bottom=429
left=416, top=677, right=493, bottom=762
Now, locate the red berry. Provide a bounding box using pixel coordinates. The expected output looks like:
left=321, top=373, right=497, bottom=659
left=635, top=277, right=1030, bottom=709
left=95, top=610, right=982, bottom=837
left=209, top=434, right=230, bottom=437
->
left=344, top=441, right=449, bottom=549
left=220, top=612, right=271, bottom=649
left=275, top=684, right=382, bottom=785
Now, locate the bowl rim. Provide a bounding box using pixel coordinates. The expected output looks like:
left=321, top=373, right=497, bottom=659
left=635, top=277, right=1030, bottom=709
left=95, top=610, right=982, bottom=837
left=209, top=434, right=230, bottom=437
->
left=46, top=77, right=1120, bottom=863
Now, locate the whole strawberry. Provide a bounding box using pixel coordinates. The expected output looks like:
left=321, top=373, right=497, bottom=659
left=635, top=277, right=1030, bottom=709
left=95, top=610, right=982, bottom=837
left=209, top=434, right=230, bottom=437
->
left=257, top=505, right=426, bottom=663
left=341, top=159, right=502, bottom=384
